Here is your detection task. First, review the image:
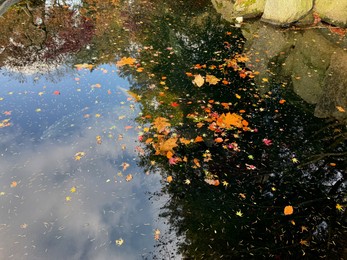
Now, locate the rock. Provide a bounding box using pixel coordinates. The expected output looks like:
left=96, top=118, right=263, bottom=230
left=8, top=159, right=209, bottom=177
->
left=315, top=50, right=347, bottom=122
left=211, top=0, right=265, bottom=23
left=261, top=0, right=313, bottom=26
left=283, top=30, right=334, bottom=104
left=234, top=0, right=266, bottom=19
left=314, top=0, right=347, bottom=28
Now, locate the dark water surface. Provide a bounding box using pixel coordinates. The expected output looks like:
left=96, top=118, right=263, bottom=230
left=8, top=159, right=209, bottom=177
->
left=0, top=0, right=346, bottom=259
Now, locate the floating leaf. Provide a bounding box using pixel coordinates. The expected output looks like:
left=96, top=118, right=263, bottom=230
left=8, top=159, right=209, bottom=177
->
left=236, top=210, right=243, bottom=217
left=115, top=238, right=124, bottom=246
left=152, top=117, right=171, bottom=133
left=205, top=74, right=220, bottom=85
left=193, top=74, right=205, bottom=87
left=96, top=135, right=102, bottom=144
left=336, top=106, right=345, bottom=112
left=53, top=90, right=60, bottom=95
left=10, top=181, right=17, bottom=188
left=154, top=229, right=160, bottom=240
left=336, top=203, right=344, bottom=211
left=74, top=152, right=85, bottom=161
left=116, top=57, right=136, bottom=67
left=167, top=176, right=173, bottom=183
left=284, top=205, right=294, bottom=215
left=70, top=186, right=76, bottom=193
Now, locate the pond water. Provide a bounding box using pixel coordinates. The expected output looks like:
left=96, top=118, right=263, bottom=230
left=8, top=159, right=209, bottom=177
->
left=0, top=0, right=346, bottom=259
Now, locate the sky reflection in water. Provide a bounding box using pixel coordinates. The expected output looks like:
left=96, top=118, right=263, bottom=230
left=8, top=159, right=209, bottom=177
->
left=0, top=65, right=164, bottom=259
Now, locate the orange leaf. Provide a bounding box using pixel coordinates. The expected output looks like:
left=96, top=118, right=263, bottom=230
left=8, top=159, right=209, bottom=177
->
left=205, top=74, right=220, bottom=85
left=215, top=137, right=224, bottom=143
left=125, top=174, right=133, bottom=182
left=336, top=106, right=345, bottom=112
left=167, top=176, right=173, bottom=183
left=284, top=205, right=294, bottom=215
left=194, top=136, right=203, bottom=142
left=152, top=117, right=171, bottom=133
left=10, top=181, right=17, bottom=188
left=166, top=151, right=174, bottom=159
left=116, top=57, right=136, bottom=67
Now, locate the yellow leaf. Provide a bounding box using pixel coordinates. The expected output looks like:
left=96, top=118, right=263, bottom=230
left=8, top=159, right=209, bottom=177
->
left=167, top=176, right=173, bottom=183
left=158, top=137, right=178, bottom=153
left=154, top=229, right=160, bottom=240
left=70, top=186, right=76, bottom=193
left=336, top=203, right=344, bottom=211
left=127, top=90, right=141, bottom=101
left=336, top=106, right=345, bottom=112
left=116, top=57, right=136, bottom=67
left=74, top=152, right=85, bottom=161
left=152, top=117, right=171, bottom=133
left=284, top=205, right=294, bottom=215
left=115, top=238, right=124, bottom=246
left=193, top=74, right=205, bottom=87
left=235, top=94, right=241, bottom=99
left=65, top=196, right=71, bottom=201
left=205, top=74, right=220, bottom=85
left=236, top=210, right=243, bottom=217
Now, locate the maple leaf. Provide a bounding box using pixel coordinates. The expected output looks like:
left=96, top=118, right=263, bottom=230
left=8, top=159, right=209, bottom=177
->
left=284, top=205, right=294, bottom=215
left=156, top=137, right=178, bottom=154
left=193, top=74, right=205, bottom=87
left=152, top=117, right=171, bottom=133
left=299, top=239, right=309, bottom=246
left=217, top=112, right=244, bottom=129
left=262, top=138, right=273, bottom=146
left=184, top=179, right=191, bottom=185
left=116, top=57, right=136, bottom=67
left=205, top=74, right=220, bottom=85
left=236, top=210, right=243, bottom=217
left=336, top=204, right=344, bottom=211
left=222, top=181, right=229, bottom=187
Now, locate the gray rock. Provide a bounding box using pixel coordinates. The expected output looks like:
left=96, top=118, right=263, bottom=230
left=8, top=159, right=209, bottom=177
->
left=261, top=0, right=314, bottom=26
left=315, top=50, right=347, bottom=121
left=314, top=0, right=347, bottom=28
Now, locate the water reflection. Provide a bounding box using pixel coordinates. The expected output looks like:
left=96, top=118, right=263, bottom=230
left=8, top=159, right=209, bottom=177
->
left=0, top=0, right=346, bottom=259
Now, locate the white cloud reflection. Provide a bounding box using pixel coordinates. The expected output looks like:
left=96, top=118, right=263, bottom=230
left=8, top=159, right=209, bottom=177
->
left=0, top=92, right=165, bottom=260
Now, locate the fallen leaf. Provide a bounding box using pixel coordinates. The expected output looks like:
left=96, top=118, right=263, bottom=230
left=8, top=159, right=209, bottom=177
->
left=116, top=57, right=136, bottom=67
left=125, top=174, right=133, bottom=182
left=96, top=135, right=102, bottom=144
left=236, top=210, right=243, bottom=217
left=154, top=229, right=160, bottom=240
left=284, top=205, right=294, bottom=215
left=205, top=74, right=220, bottom=85
left=152, top=117, right=171, bottom=133
left=167, top=176, right=173, bottom=183
left=70, top=186, right=76, bottom=193
left=336, top=106, right=345, bottom=112
left=74, top=152, right=85, bottom=160
left=10, top=181, right=17, bottom=188
left=115, top=238, right=124, bottom=246
left=193, top=74, right=205, bottom=87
